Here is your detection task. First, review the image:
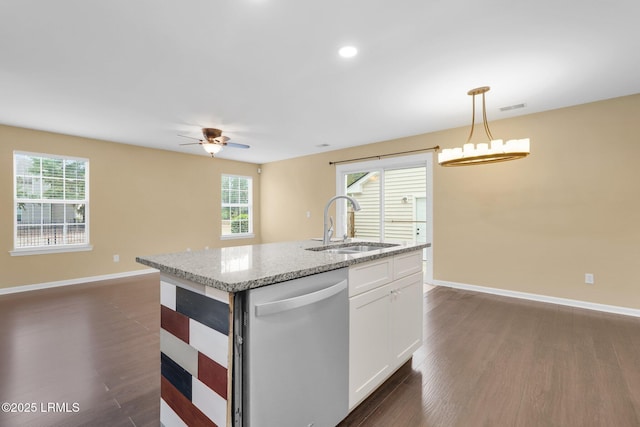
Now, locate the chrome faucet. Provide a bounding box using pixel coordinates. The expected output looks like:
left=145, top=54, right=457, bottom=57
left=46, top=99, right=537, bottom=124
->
left=323, top=195, right=361, bottom=245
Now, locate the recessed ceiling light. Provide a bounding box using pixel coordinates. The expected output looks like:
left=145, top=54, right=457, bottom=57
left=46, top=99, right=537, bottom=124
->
left=338, top=46, right=358, bottom=58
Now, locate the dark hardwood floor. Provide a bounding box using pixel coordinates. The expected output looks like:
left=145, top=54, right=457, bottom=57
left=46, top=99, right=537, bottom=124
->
left=2, top=275, right=640, bottom=426
left=341, top=287, right=640, bottom=427
left=0, top=274, right=160, bottom=427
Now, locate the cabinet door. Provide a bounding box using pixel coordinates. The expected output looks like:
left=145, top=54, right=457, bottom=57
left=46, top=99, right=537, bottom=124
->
left=390, top=272, right=423, bottom=369
left=349, top=284, right=391, bottom=409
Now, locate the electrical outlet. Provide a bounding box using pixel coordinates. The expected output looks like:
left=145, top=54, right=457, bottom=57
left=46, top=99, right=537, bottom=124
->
left=585, top=273, right=594, bottom=284
left=306, top=211, right=311, bottom=218
left=113, top=254, right=120, bottom=263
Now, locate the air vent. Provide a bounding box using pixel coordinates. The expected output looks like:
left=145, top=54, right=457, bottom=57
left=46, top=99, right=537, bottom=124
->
left=500, top=103, right=526, bottom=112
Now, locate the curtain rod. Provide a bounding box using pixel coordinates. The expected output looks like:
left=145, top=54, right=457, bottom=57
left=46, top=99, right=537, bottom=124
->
left=329, top=145, right=440, bottom=166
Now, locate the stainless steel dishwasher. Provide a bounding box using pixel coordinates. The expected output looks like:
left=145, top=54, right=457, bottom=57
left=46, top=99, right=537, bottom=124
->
left=240, top=268, right=349, bottom=427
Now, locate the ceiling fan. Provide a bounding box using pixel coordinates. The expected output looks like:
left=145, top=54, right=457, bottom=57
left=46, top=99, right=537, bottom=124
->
left=179, top=128, right=250, bottom=157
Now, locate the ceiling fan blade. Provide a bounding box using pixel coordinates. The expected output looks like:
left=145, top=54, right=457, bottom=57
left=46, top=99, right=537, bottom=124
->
left=179, top=142, right=203, bottom=146
left=178, top=134, right=202, bottom=141
left=226, top=142, right=250, bottom=149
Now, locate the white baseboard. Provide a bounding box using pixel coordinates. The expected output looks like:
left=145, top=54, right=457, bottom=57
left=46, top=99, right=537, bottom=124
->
left=432, top=279, right=640, bottom=318
left=0, top=269, right=158, bottom=296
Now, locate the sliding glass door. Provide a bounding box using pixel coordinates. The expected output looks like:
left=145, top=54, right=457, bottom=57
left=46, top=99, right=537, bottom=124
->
left=336, top=154, right=433, bottom=279
left=383, top=166, right=427, bottom=243
left=344, top=170, right=381, bottom=239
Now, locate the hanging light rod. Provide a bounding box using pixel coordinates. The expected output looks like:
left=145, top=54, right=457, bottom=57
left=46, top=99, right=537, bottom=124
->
left=438, top=86, right=530, bottom=167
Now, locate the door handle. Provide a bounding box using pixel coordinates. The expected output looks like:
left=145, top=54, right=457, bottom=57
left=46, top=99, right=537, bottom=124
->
left=255, top=280, right=347, bottom=317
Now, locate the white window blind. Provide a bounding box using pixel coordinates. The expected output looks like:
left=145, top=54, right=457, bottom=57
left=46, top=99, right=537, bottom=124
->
left=13, top=151, right=90, bottom=253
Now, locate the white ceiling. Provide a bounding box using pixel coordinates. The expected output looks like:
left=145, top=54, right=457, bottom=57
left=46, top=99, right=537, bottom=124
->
left=2, top=1, right=639, bottom=164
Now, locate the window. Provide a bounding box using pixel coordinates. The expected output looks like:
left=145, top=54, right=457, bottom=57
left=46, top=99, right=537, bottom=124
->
left=12, top=151, right=90, bottom=255
left=221, top=174, right=253, bottom=239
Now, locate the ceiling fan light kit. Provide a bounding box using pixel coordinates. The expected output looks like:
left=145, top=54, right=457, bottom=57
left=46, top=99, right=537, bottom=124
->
left=202, top=143, right=224, bottom=155
left=438, top=86, right=530, bottom=167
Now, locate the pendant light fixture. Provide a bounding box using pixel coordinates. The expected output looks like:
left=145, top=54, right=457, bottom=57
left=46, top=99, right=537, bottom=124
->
left=438, top=86, right=530, bottom=167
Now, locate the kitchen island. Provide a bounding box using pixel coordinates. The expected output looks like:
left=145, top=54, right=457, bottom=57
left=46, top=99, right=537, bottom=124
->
left=137, top=239, right=429, bottom=427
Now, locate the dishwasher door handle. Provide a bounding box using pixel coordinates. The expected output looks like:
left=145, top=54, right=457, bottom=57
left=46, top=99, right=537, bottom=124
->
left=255, top=279, right=347, bottom=317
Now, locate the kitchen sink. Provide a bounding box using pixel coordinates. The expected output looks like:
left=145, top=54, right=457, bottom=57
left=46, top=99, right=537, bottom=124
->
left=323, top=245, right=389, bottom=254
left=307, top=242, right=399, bottom=254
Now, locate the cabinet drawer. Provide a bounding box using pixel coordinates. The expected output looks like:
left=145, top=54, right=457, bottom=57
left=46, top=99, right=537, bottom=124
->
left=393, top=250, right=422, bottom=280
left=348, top=257, right=393, bottom=297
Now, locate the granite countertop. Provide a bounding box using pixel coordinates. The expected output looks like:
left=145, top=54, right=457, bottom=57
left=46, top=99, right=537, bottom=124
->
left=136, top=239, right=430, bottom=293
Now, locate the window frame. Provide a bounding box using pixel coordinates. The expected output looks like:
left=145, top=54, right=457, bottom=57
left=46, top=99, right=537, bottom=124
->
left=10, top=151, right=92, bottom=256
left=220, top=173, right=254, bottom=240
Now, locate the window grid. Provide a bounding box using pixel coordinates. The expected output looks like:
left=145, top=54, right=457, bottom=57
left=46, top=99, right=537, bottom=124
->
left=14, top=152, right=89, bottom=249
left=221, top=174, right=252, bottom=236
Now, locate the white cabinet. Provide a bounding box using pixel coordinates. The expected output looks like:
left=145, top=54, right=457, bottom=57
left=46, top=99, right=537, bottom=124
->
left=389, top=272, right=423, bottom=366
left=348, top=256, right=393, bottom=297
left=393, top=250, right=422, bottom=279
left=348, top=251, right=423, bottom=409
left=349, top=283, right=392, bottom=407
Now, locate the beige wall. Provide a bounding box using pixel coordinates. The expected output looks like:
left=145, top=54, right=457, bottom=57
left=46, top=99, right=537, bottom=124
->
left=261, top=153, right=337, bottom=242
left=260, top=94, right=640, bottom=310
left=1, top=125, right=260, bottom=288
left=3, top=94, right=639, bottom=309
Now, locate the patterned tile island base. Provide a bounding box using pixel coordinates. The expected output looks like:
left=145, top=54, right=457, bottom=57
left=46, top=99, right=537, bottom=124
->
left=159, top=274, right=234, bottom=427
